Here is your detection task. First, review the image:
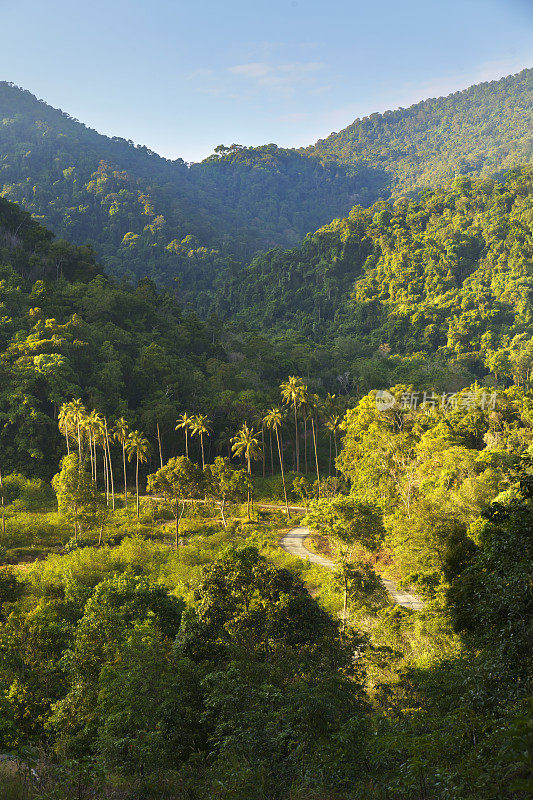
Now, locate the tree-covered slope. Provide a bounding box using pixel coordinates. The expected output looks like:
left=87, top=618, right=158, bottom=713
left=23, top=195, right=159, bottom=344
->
left=0, top=196, right=304, bottom=478
left=0, top=82, right=360, bottom=286
left=307, top=68, right=533, bottom=196
left=215, top=167, right=533, bottom=383
left=0, top=69, right=531, bottom=292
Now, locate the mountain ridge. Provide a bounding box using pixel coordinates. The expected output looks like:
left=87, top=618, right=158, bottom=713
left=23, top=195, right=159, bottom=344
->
left=0, top=68, right=531, bottom=293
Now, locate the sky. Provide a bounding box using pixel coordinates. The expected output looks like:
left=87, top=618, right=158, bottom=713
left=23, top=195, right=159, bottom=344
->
left=0, top=0, right=531, bottom=163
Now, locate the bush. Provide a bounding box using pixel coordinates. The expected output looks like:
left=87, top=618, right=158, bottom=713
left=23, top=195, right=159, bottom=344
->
left=2, top=473, right=54, bottom=510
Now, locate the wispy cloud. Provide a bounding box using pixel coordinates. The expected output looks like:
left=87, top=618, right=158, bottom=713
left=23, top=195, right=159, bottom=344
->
left=228, top=60, right=325, bottom=95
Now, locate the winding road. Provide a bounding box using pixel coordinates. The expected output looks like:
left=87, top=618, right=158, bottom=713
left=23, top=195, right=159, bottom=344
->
left=280, top=525, right=424, bottom=610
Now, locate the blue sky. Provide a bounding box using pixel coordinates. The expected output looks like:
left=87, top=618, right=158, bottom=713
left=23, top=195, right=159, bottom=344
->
left=0, top=0, right=531, bottom=162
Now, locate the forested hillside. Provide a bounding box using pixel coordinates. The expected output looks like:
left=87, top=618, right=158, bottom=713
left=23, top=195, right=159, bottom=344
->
left=0, top=82, right=359, bottom=285
left=218, top=167, right=533, bottom=390
left=0, top=69, right=531, bottom=292
left=0, top=196, right=314, bottom=478
left=308, top=67, right=533, bottom=196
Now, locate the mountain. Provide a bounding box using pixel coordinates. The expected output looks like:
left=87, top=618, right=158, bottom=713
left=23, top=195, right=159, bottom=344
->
left=0, top=69, right=531, bottom=295
left=0, top=82, right=361, bottom=289
left=212, top=167, right=533, bottom=389
left=307, top=68, right=533, bottom=196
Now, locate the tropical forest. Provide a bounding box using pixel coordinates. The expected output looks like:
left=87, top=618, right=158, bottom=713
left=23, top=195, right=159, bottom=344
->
left=0, top=7, right=531, bottom=799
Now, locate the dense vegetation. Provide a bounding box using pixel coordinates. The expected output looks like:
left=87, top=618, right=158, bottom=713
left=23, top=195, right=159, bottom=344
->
left=217, top=167, right=533, bottom=392
left=0, top=67, right=531, bottom=799
left=0, top=381, right=531, bottom=799
left=308, top=67, right=533, bottom=196
left=1, top=69, right=531, bottom=292
left=0, top=195, right=330, bottom=480
left=0, top=82, right=359, bottom=286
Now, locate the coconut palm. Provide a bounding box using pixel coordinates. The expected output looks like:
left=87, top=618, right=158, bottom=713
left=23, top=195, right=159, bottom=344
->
left=231, top=422, right=262, bottom=518
left=68, top=399, right=87, bottom=465
left=84, top=410, right=99, bottom=482
left=190, top=414, right=211, bottom=469
left=175, top=413, right=194, bottom=458
left=58, top=403, right=72, bottom=455
left=114, top=417, right=130, bottom=507
left=309, top=392, right=321, bottom=490
left=90, top=412, right=106, bottom=491
left=324, top=414, right=342, bottom=475
left=126, top=431, right=150, bottom=518
left=104, top=417, right=115, bottom=510
left=280, top=376, right=305, bottom=473
left=263, top=408, right=290, bottom=520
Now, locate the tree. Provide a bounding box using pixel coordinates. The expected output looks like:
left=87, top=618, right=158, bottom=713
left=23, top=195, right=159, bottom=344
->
left=175, top=412, right=194, bottom=458
left=280, top=376, right=305, bottom=473
left=147, top=456, right=203, bottom=548
left=264, top=408, right=290, bottom=519
left=52, top=454, right=107, bottom=542
left=190, top=414, right=211, bottom=469
left=304, top=496, right=385, bottom=623
left=126, top=431, right=150, bottom=518
left=114, top=417, right=129, bottom=508
left=205, top=456, right=250, bottom=527
left=332, top=560, right=388, bottom=622
left=292, top=475, right=316, bottom=511
left=324, top=414, right=342, bottom=476
left=231, top=423, right=262, bottom=519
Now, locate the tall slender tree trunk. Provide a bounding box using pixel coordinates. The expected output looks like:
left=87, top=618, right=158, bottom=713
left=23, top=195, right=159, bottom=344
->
left=311, top=416, right=320, bottom=495
left=200, top=434, right=205, bottom=470
left=136, top=456, right=140, bottom=519
left=328, top=433, right=332, bottom=476
left=105, top=419, right=115, bottom=511
left=157, top=423, right=163, bottom=469
left=261, top=425, right=265, bottom=478
left=122, top=445, right=128, bottom=508
left=275, top=427, right=290, bottom=520
left=294, top=404, right=299, bottom=473
left=334, top=433, right=338, bottom=475
left=77, top=422, right=82, bottom=466
left=185, top=430, right=189, bottom=458
left=92, top=437, right=97, bottom=485
left=103, top=445, right=109, bottom=504
left=269, top=430, right=274, bottom=476
left=65, top=430, right=70, bottom=455
left=304, top=415, right=308, bottom=474
left=246, top=454, right=252, bottom=519
left=89, top=431, right=94, bottom=480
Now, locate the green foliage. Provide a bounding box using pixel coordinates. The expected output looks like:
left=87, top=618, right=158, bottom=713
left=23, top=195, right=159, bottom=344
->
left=0, top=83, right=360, bottom=286
left=219, top=167, right=533, bottom=393
left=308, top=67, right=533, bottom=197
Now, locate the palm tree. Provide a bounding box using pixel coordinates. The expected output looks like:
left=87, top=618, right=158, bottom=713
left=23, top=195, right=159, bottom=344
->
left=190, top=414, right=211, bottom=469
left=114, top=417, right=130, bottom=507
left=175, top=413, right=194, bottom=458
left=280, top=376, right=305, bottom=473
left=84, top=410, right=99, bottom=482
left=104, top=417, right=115, bottom=511
left=263, top=408, right=290, bottom=520
left=309, top=392, right=321, bottom=491
left=231, top=423, right=262, bottom=519
left=58, top=403, right=72, bottom=455
left=68, top=399, right=87, bottom=465
left=91, top=412, right=106, bottom=492
left=324, top=414, right=341, bottom=475
left=126, top=431, right=150, bottom=518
